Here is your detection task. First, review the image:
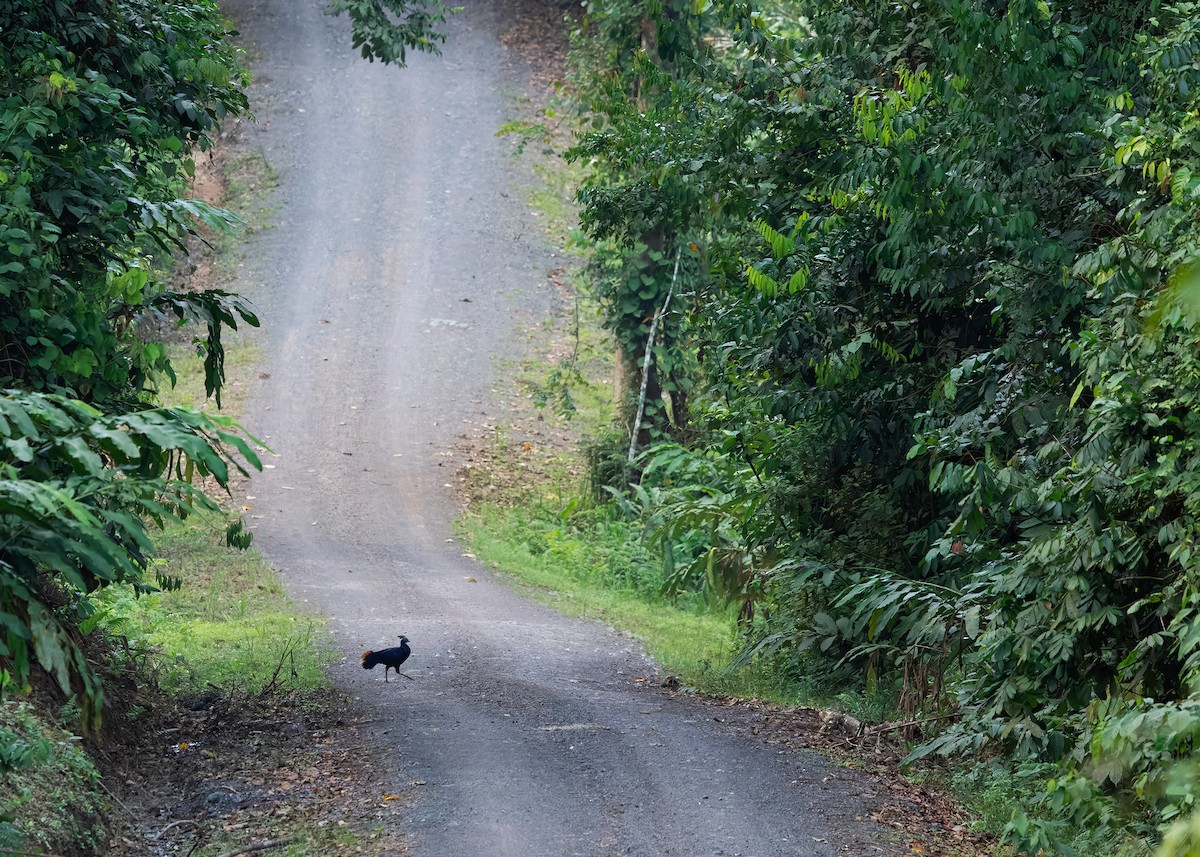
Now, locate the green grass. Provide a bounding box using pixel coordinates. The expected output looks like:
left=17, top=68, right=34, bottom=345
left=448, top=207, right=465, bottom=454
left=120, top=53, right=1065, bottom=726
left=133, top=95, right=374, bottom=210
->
left=211, top=143, right=277, bottom=278
left=506, top=108, right=615, bottom=435
left=516, top=287, right=618, bottom=436
left=465, top=503, right=823, bottom=704
left=187, top=819, right=375, bottom=857
left=224, top=145, right=277, bottom=227
left=527, top=159, right=585, bottom=252
left=97, top=515, right=333, bottom=696
left=464, top=496, right=913, bottom=724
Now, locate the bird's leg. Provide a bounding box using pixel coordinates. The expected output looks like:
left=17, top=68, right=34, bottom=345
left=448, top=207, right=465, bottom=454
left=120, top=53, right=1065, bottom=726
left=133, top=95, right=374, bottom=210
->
left=384, top=668, right=390, bottom=682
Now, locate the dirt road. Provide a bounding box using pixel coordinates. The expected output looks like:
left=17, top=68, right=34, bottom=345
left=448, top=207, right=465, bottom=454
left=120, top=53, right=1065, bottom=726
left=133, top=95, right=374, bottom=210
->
left=228, top=0, right=890, bottom=853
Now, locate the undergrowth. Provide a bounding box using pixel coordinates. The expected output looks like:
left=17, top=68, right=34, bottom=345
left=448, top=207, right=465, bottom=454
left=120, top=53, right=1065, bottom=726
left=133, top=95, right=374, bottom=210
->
left=464, top=498, right=908, bottom=716
left=0, top=699, right=106, bottom=855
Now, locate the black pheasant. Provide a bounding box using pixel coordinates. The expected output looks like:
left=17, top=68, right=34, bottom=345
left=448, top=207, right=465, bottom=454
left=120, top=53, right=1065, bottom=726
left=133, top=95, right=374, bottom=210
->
left=360, top=635, right=412, bottom=682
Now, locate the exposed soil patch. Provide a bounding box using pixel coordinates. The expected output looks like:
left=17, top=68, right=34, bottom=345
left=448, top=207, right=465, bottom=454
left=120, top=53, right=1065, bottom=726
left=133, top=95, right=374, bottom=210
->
left=168, top=143, right=228, bottom=295
left=101, top=687, right=410, bottom=856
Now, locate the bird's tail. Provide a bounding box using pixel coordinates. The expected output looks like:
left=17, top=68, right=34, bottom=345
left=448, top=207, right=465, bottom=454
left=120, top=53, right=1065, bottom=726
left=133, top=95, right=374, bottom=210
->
left=360, top=650, right=377, bottom=669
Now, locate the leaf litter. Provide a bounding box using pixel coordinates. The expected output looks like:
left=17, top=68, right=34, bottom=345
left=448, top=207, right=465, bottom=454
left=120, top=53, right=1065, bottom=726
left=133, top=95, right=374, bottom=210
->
left=103, top=687, right=412, bottom=856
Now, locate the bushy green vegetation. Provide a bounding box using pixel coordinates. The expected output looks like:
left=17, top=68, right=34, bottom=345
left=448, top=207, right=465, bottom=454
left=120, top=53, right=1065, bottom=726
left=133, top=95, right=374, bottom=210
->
left=467, top=498, right=904, bottom=712
left=0, top=6, right=298, bottom=852
left=327, top=0, right=455, bottom=66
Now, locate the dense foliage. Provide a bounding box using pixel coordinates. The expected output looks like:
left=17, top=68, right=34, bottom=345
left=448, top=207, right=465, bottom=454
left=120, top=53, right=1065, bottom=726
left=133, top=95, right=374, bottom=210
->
left=0, top=0, right=258, bottom=725
left=565, top=0, right=1200, bottom=849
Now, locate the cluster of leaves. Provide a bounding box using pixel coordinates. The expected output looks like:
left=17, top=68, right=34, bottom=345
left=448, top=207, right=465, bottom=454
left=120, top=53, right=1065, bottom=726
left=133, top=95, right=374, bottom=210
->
left=567, top=0, right=1200, bottom=848
left=327, top=0, right=458, bottom=66
left=0, top=0, right=254, bottom=401
left=585, top=240, right=698, bottom=448
left=565, top=0, right=714, bottom=448
left=0, top=0, right=258, bottom=727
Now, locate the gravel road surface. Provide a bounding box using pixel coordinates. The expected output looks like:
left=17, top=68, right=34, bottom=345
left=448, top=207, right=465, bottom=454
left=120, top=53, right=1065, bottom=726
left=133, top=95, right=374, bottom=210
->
left=226, top=0, right=892, bottom=853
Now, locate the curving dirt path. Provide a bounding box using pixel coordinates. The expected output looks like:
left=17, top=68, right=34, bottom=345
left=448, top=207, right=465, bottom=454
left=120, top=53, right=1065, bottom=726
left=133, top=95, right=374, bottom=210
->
left=228, top=0, right=892, bottom=854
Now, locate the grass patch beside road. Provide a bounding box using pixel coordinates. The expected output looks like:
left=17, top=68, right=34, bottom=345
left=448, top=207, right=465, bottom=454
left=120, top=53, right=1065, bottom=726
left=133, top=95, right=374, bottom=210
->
left=464, top=505, right=794, bottom=699
left=463, top=500, right=900, bottom=716
left=469, top=103, right=818, bottom=708
left=100, top=515, right=333, bottom=696
left=157, top=341, right=263, bottom=416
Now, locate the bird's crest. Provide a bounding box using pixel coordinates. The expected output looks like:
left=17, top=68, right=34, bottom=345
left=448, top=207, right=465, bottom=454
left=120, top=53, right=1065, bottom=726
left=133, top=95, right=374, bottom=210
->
left=360, top=649, right=373, bottom=663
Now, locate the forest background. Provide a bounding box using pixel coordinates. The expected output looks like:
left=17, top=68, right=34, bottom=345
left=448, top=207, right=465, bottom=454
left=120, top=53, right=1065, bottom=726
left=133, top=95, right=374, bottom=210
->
left=4, top=0, right=1200, bottom=855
